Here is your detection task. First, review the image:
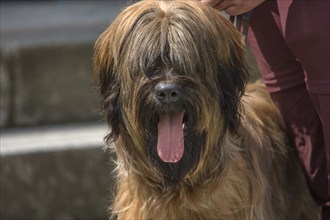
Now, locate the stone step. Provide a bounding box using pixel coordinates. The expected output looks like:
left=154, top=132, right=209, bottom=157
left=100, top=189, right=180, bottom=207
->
left=0, top=123, right=115, bottom=220
left=0, top=1, right=129, bottom=128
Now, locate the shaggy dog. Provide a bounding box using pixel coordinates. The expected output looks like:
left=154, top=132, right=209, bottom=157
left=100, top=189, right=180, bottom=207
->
left=94, top=0, right=319, bottom=219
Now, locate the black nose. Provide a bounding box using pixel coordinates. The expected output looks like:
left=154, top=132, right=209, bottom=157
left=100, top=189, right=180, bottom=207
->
left=155, top=82, right=182, bottom=103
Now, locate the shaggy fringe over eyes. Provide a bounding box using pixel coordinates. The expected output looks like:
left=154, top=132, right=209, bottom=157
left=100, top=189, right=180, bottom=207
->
left=94, top=0, right=249, bottom=139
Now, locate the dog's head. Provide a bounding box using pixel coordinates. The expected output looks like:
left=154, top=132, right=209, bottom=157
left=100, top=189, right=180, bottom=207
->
left=94, top=0, right=248, bottom=186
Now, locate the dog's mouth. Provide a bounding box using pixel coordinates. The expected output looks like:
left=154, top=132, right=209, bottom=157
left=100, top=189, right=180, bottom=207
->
left=157, top=111, right=186, bottom=163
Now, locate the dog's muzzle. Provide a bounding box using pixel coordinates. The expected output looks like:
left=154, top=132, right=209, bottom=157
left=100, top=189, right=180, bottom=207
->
left=154, top=82, right=185, bottom=163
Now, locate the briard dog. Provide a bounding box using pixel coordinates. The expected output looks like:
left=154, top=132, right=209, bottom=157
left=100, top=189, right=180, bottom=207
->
left=94, top=0, right=319, bottom=219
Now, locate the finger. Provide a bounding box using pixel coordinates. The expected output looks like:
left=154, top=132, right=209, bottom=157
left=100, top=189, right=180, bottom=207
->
left=224, top=0, right=265, bottom=16
left=200, top=0, right=223, bottom=7
left=212, top=0, right=243, bottom=11
left=224, top=6, right=245, bottom=16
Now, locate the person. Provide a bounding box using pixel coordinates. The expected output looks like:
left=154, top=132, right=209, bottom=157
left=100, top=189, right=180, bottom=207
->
left=201, top=0, right=330, bottom=219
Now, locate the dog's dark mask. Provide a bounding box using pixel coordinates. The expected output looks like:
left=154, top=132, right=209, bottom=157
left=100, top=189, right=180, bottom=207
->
left=135, top=71, right=207, bottom=186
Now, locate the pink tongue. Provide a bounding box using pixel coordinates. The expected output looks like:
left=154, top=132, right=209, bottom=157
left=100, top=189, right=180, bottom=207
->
left=157, top=112, right=185, bottom=163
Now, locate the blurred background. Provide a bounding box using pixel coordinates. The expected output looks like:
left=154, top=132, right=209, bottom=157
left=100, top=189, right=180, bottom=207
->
left=0, top=0, right=260, bottom=220
left=0, top=1, right=132, bottom=219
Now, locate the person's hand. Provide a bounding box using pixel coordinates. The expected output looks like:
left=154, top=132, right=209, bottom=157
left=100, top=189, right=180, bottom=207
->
left=201, top=0, right=265, bottom=16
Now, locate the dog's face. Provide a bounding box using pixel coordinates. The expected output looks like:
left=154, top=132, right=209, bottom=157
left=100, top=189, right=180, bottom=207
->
left=94, top=0, right=248, bottom=186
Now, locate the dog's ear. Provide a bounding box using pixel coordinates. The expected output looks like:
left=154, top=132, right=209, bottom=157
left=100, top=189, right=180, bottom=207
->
left=215, top=20, right=249, bottom=134
left=100, top=69, right=122, bottom=143
left=217, top=56, right=248, bottom=134
left=94, top=28, right=122, bottom=142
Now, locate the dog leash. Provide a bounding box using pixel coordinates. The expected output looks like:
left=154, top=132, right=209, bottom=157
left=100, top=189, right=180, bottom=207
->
left=229, top=11, right=253, bottom=44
